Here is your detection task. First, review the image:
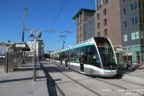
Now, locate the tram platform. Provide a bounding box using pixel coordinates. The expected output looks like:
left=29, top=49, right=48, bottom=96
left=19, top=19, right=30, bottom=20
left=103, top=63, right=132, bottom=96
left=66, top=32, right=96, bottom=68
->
left=0, top=63, right=52, bottom=96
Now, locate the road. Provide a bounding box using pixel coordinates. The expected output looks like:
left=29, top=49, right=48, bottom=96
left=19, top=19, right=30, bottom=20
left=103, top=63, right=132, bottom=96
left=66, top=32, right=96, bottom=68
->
left=41, top=61, right=144, bottom=96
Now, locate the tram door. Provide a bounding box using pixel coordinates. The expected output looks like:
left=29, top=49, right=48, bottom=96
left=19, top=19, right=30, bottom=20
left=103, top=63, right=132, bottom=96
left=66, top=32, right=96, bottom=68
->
left=80, top=47, right=87, bottom=72
left=80, top=63, right=84, bottom=72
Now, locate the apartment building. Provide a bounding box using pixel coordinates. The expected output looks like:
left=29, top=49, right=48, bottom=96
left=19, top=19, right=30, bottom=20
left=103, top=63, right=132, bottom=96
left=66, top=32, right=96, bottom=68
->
left=119, top=0, right=144, bottom=63
left=95, top=0, right=122, bottom=47
left=72, top=9, right=95, bottom=43
left=73, top=0, right=144, bottom=64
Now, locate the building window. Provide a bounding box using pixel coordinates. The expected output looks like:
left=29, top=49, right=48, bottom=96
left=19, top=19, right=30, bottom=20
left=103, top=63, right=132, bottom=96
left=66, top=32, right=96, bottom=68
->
left=130, top=2, right=138, bottom=10
left=135, top=16, right=138, bottom=24
left=131, top=32, right=139, bottom=40
left=122, top=8, right=126, bottom=15
left=80, top=33, right=82, bottom=38
left=123, top=0, right=126, bottom=2
left=131, top=17, right=138, bottom=25
left=123, top=21, right=127, bottom=28
left=134, top=1, right=138, bottom=9
left=97, top=13, right=100, bottom=20
left=140, top=31, right=144, bottom=39
left=104, top=29, right=108, bottom=36
left=99, top=4, right=102, bottom=9
left=105, top=0, right=109, bottom=4
left=124, top=34, right=128, bottom=42
left=80, top=26, right=82, bottom=31
left=103, top=9, right=107, bottom=15
left=135, top=31, right=139, bottom=39
left=130, top=4, right=134, bottom=11
left=131, top=33, right=135, bottom=40
left=97, top=23, right=100, bottom=29
left=97, top=32, right=100, bottom=37
left=104, top=18, right=107, bottom=26
left=98, top=0, right=101, bottom=3
left=131, top=18, right=135, bottom=25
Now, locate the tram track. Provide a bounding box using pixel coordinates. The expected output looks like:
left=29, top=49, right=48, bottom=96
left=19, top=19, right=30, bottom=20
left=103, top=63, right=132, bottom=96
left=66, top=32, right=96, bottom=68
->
left=95, top=78, right=144, bottom=96
left=53, top=63, right=102, bottom=96
left=120, top=79, right=144, bottom=87
left=53, top=62, right=144, bottom=96
left=55, top=83, right=66, bottom=96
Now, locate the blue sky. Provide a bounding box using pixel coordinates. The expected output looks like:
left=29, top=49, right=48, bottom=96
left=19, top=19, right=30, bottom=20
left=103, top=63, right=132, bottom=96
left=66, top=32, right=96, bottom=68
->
left=0, top=0, right=96, bottom=52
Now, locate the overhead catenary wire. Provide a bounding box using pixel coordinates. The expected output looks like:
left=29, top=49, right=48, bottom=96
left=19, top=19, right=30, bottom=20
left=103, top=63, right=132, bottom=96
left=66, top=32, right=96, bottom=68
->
left=25, top=29, right=72, bottom=34
left=49, top=0, right=67, bottom=30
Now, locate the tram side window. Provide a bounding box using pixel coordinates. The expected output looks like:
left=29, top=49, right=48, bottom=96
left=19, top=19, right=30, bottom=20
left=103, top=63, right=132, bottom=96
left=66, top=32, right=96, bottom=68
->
left=63, top=51, right=69, bottom=61
left=70, top=50, right=74, bottom=62
left=62, top=52, right=65, bottom=60
left=70, top=48, right=80, bottom=63
left=59, top=52, right=63, bottom=61
left=54, top=53, right=59, bottom=60
left=79, top=47, right=87, bottom=64
left=87, top=45, right=101, bottom=68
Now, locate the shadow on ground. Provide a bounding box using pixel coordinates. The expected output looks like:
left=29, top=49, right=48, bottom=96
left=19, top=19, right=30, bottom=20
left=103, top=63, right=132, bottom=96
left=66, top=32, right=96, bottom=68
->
left=40, top=63, right=62, bottom=96
left=0, top=76, right=46, bottom=83
left=15, top=67, right=41, bottom=72
left=0, top=63, right=47, bottom=83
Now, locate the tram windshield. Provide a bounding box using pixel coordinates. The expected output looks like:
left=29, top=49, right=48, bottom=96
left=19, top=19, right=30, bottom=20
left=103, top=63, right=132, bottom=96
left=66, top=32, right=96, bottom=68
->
left=95, top=37, right=117, bottom=69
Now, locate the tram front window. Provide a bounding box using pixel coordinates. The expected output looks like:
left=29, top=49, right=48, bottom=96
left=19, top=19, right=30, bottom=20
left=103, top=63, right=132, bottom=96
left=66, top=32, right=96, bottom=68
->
left=95, top=38, right=117, bottom=69
left=87, top=45, right=102, bottom=68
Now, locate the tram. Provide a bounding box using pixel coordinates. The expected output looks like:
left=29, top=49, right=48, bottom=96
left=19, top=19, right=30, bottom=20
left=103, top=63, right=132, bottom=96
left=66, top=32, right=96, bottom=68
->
left=50, top=37, right=118, bottom=77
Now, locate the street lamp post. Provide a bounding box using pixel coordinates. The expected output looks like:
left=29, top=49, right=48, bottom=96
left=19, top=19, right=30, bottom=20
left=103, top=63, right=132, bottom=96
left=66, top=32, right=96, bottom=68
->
left=62, top=40, right=65, bottom=49
left=59, top=35, right=66, bottom=49
left=30, top=30, right=41, bottom=81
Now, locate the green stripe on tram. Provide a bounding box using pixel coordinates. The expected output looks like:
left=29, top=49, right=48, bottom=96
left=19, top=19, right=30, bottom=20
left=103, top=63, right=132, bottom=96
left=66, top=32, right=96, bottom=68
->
left=59, top=49, right=69, bottom=53
left=70, top=43, right=94, bottom=50
left=104, top=69, right=117, bottom=71
left=54, top=43, right=95, bottom=53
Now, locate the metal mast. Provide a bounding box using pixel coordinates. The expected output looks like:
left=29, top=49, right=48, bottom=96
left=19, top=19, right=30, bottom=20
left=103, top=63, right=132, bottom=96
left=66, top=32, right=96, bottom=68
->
left=22, top=8, right=27, bottom=42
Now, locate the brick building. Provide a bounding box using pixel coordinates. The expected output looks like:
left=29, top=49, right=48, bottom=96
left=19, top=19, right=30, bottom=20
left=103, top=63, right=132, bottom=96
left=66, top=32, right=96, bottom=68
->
left=72, top=9, right=95, bottom=43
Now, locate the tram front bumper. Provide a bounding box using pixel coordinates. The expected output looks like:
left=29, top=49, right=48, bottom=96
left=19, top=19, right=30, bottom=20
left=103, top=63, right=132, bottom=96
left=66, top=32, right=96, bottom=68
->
left=102, top=70, right=117, bottom=77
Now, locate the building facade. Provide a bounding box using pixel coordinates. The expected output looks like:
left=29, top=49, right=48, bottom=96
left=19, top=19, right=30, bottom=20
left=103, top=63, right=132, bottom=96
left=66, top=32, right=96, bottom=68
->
left=120, top=0, right=144, bottom=64
left=73, top=9, right=95, bottom=43
left=95, top=0, right=122, bottom=47
left=73, top=0, right=144, bottom=64
left=27, top=40, right=44, bottom=59
left=86, top=16, right=95, bottom=40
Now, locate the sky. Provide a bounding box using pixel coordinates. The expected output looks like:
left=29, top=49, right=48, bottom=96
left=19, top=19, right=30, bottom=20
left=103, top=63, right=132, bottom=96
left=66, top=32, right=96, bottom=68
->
left=0, top=0, right=96, bottom=52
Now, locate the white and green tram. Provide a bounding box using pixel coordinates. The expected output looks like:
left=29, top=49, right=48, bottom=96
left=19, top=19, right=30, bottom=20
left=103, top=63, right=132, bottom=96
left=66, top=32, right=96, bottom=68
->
left=50, top=37, right=118, bottom=77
